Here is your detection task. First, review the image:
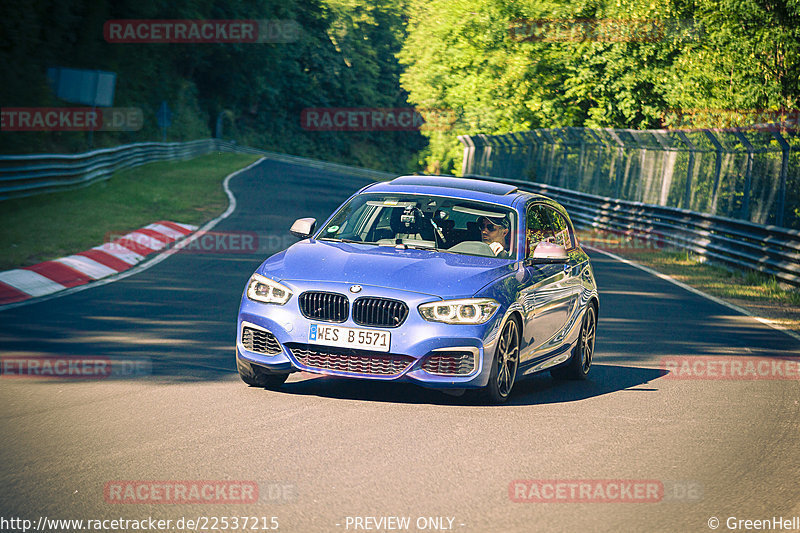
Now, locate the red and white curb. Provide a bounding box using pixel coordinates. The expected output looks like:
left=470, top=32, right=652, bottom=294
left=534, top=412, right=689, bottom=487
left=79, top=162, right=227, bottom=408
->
left=0, top=221, right=197, bottom=305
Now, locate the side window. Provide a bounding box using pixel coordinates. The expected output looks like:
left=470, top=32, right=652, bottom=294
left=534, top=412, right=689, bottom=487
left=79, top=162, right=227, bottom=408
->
left=525, top=204, right=555, bottom=257
left=547, top=209, right=573, bottom=250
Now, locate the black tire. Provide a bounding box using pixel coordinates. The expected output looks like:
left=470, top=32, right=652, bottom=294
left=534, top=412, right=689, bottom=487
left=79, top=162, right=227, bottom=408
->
left=479, top=316, right=521, bottom=404
left=239, top=364, right=289, bottom=389
left=551, top=303, right=596, bottom=380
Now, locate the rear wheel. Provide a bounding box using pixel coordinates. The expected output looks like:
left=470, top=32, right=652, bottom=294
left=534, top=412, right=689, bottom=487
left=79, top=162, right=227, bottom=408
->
left=239, top=363, right=289, bottom=389
left=551, top=303, right=596, bottom=380
left=480, top=317, right=520, bottom=404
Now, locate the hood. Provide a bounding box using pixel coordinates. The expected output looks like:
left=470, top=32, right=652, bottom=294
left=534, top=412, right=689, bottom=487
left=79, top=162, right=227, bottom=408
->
left=257, top=240, right=516, bottom=299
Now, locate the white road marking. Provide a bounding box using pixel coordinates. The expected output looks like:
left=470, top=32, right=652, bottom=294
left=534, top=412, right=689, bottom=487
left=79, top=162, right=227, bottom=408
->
left=585, top=244, right=800, bottom=343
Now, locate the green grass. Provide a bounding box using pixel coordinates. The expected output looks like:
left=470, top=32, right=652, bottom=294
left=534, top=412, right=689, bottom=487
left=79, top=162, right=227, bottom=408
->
left=575, top=229, right=800, bottom=333
left=0, top=152, right=260, bottom=270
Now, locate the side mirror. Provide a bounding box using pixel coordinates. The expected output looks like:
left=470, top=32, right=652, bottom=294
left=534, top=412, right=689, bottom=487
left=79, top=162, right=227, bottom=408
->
left=530, top=241, right=568, bottom=263
left=290, top=217, right=316, bottom=239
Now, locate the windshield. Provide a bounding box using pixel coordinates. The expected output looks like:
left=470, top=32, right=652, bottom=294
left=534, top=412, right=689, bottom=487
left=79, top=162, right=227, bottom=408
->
left=318, top=193, right=516, bottom=259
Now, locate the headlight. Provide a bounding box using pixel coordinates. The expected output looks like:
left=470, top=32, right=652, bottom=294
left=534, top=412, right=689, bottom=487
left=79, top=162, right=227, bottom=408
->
left=418, top=298, right=499, bottom=325
left=246, top=273, right=292, bottom=305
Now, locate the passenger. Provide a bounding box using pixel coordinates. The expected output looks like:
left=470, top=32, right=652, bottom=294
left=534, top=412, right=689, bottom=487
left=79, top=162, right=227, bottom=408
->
left=477, top=215, right=510, bottom=256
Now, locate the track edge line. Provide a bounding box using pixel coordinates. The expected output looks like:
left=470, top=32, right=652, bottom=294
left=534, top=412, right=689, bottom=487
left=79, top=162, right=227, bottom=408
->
left=585, top=244, right=800, bottom=344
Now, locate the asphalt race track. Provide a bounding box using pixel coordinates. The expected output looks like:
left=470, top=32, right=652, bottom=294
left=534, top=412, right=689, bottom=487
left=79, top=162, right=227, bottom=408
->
left=1, top=159, right=799, bottom=533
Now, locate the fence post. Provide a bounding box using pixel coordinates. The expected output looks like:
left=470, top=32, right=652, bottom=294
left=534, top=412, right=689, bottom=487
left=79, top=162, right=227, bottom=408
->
left=771, top=131, right=790, bottom=227
left=592, top=132, right=611, bottom=195
left=540, top=130, right=557, bottom=184
left=675, top=130, right=697, bottom=210
left=702, top=130, right=724, bottom=214
left=536, top=130, right=550, bottom=180
left=520, top=132, right=536, bottom=179
left=553, top=128, right=571, bottom=188
left=458, top=135, right=475, bottom=176
left=577, top=138, right=585, bottom=192
left=494, top=135, right=510, bottom=177
left=606, top=130, right=626, bottom=199
left=510, top=133, right=526, bottom=178
left=477, top=134, right=492, bottom=176
left=732, top=131, right=755, bottom=221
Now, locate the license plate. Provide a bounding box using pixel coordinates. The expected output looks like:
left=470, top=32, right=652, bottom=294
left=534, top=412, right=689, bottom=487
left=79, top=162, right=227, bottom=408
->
left=309, top=324, right=391, bottom=352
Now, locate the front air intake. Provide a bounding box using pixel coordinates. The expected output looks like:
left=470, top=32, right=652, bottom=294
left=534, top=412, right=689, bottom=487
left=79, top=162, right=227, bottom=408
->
left=298, top=291, right=349, bottom=323
left=352, top=297, right=409, bottom=328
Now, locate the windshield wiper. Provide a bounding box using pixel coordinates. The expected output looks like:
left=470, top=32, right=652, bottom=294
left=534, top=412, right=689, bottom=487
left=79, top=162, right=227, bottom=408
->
left=320, top=237, right=378, bottom=246
left=393, top=238, right=441, bottom=252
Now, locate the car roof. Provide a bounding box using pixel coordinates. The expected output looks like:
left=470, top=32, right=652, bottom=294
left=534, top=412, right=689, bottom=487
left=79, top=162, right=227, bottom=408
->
left=363, top=175, right=547, bottom=208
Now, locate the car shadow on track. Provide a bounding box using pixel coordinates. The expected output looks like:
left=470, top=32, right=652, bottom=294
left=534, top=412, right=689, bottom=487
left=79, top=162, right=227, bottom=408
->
left=267, top=364, right=667, bottom=406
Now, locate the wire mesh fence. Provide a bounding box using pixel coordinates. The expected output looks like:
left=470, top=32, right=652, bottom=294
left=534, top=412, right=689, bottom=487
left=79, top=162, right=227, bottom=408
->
left=459, top=127, right=800, bottom=230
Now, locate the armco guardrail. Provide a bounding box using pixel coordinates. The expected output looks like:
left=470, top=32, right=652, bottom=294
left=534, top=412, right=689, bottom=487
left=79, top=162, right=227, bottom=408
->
left=0, top=140, right=219, bottom=201
left=0, top=140, right=394, bottom=201
left=466, top=173, right=800, bottom=287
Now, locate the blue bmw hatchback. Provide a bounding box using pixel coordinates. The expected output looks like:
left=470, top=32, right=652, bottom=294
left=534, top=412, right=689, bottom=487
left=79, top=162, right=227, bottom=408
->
left=236, top=175, right=599, bottom=403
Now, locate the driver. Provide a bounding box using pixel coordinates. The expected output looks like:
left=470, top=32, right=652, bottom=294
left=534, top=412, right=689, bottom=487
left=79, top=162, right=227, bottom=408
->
left=478, top=215, right=510, bottom=256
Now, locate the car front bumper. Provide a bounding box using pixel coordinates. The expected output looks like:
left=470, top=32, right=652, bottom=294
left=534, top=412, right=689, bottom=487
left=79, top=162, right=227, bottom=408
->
left=235, top=280, right=505, bottom=389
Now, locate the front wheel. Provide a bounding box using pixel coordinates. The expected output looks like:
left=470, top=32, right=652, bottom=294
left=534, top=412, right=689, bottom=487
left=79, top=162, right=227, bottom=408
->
left=551, top=304, right=596, bottom=380
left=479, top=317, right=520, bottom=404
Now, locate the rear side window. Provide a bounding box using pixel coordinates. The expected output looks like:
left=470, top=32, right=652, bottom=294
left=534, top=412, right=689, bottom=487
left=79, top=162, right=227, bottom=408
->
left=547, top=209, right=573, bottom=250
left=525, top=203, right=575, bottom=257
left=526, top=205, right=555, bottom=257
